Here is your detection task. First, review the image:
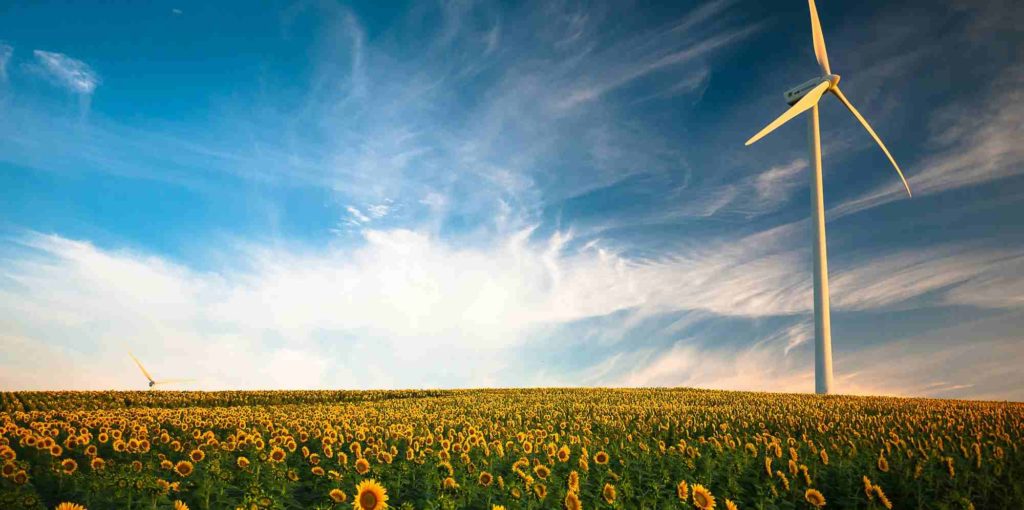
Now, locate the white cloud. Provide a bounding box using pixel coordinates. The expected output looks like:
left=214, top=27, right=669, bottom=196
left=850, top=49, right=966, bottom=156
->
left=0, top=43, right=12, bottom=81
left=0, top=230, right=644, bottom=389
left=4, top=222, right=1022, bottom=392
left=346, top=206, right=371, bottom=224
left=32, top=50, right=100, bottom=94
left=366, top=201, right=391, bottom=219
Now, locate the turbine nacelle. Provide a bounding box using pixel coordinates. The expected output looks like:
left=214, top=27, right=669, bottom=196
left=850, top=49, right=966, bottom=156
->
left=785, top=74, right=840, bottom=105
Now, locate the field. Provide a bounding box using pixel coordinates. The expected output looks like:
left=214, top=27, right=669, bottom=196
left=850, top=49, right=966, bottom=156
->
left=1, top=389, right=1021, bottom=510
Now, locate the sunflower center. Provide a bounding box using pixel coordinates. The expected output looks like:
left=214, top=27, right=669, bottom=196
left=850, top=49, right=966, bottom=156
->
left=360, top=491, right=378, bottom=509
left=696, top=493, right=708, bottom=506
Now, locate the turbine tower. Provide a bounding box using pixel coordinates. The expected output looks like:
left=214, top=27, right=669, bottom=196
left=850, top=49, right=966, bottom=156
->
left=745, top=0, right=911, bottom=394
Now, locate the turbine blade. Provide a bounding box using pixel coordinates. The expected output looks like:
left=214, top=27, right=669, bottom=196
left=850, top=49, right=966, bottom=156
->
left=808, top=0, right=831, bottom=75
left=830, top=86, right=912, bottom=197
left=153, top=379, right=197, bottom=385
left=745, top=81, right=830, bottom=146
left=128, top=352, right=155, bottom=383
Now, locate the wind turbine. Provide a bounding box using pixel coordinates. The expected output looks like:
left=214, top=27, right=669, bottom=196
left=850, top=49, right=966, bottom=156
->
left=744, top=0, right=911, bottom=394
left=129, top=352, right=195, bottom=390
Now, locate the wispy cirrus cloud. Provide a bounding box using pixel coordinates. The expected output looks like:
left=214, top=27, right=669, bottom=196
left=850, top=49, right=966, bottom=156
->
left=0, top=43, right=12, bottom=82
left=576, top=307, right=1024, bottom=400
left=833, top=66, right=1024, bottom=217
left=557, top=9, right=763, bottom=110
left=2, top=0, right=1022, bottom=399
left=32, top=50, right=100, bottom=95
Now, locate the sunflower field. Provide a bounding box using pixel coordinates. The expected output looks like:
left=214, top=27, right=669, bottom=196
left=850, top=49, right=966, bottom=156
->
left=1, top=388, right=1021, bottom=509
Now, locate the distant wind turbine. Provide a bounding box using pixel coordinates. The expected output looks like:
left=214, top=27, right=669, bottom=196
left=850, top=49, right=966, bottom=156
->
left=129, top=352, right=195, bottom=390
left=744, top=0, right=911, bottom=394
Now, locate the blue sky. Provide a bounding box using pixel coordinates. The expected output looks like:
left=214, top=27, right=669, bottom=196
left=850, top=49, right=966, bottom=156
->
left=1, top=0, right=1022, bottom=399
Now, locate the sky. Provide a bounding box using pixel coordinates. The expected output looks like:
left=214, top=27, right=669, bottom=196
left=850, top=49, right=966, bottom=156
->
left=1, top=0, right=1022, bottom=399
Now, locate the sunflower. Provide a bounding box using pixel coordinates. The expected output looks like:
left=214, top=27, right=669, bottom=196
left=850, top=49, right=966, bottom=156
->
left=602, top=483, right=616, bottom=504
left=90, top=457, right=105, bottom=471
left=557, top=445, right=570, bottom=463
left=804, top=489, right=826, bottom=508
left=776, top=471, right=790, bottom=491
left=568, top=470, right=580, bottom=493
left=677, top=480, right=689, bottom=501
left=533, top=464, right=550, bottom=480
left=61, top=458, right=78, bottom=475
left=54, top=503, right=86, bottom=510
left=312, top=466, right=326, bottom=477
left=872, top=486, right=892, bottom=510
left=49, top=444, right=63, bottom=457
left=329, top=488, right=347, bottom=503
left=492, top=507, right=506, bottom=510
left=190, top=449, right=205, bottom=463
left=744, top=443, right=756, bottom=456
left=270, top=446, right=287, bottom=463
left=565, top=491, right=582, bottom=510
left=174, top=460, right=194, bottom=477
left=237, top=456, right=250, bottom=469
left=13, top=470, right=28, bottom=485
left=443, top=477, right=459, bottom=490
left=593, top=451, right=609, bottom=465
left=353, top=479, right=388, bottom=510
left=355, top=457, right=371, bottom=475
left=132, top=460, right=143, bottom=473
left=692, top=484, right=715, bottom=510
left=876, top=455, right=889, bottom=473
left=478, top=471, right=493, bottom=487
left=174, top=501, right=190, bottom=510
left=1, top=462, right=15, bottom=477
left=533, top=483, right=547, bottom=500
left=725, top=499, right=739, bottom=510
